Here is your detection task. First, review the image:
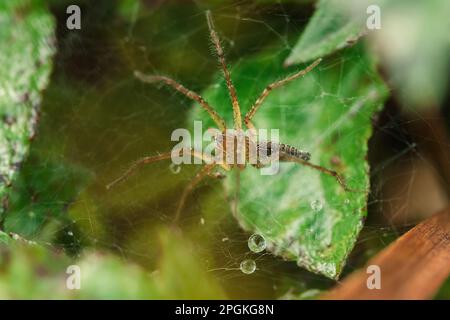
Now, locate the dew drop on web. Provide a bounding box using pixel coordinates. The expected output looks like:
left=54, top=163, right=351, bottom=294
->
left=240, top=259, right=256, bottom=274
left=248, top=233, right=266, bottom=253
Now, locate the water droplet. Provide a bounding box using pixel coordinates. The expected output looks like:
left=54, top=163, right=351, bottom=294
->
left=169, top=163, right=181, bottom=174
left=240, top=259, right=256, bottom=274
left=310, top=199, right=323, bottom=211
left=248, top=234, right=266, bottom=253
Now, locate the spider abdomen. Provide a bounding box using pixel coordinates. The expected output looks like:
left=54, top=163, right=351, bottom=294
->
left=277, top=143, right=311, bottom=161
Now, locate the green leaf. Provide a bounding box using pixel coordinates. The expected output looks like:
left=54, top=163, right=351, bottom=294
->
left=0, top=0, right=56, bottom=221
left=284, top=0, right=366, bottom=66
left=192, top=44, right=387, bottom=279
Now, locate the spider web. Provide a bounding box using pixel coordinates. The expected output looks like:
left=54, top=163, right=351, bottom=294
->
left=3, top=0, right=447, bottom=299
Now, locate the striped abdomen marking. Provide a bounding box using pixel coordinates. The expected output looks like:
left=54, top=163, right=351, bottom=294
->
left=215, top=134, right=311, bottom=163
left=279, top=143, right=311, bottom=161
left=257, top=141, right=311, bottom=161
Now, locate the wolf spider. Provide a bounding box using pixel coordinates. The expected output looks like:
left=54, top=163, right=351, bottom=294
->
left=107, top=11, right=353, bottom=222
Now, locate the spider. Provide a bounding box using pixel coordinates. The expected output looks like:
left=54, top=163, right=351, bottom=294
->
left=107, top=11, right=353, bottom=222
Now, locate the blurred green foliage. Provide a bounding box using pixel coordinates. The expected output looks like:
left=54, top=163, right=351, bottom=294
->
left=0, top=230, right=225, bottom=299
left=298, top=0, right=450, bottom=111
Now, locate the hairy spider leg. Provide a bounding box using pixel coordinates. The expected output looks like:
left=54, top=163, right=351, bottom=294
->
left=107, top=149, right=230, bottom=222
left=134, top=71, right=227, bottom=132
left=244, top=58, right=322, bottom=131
left=107, top=148, right=229, bottom=189
left=281, top=155, right=360, bottom=192
left=206, top=10, right=242, bottom=130
left=174, top=163, right=217, bottom=222
left=107, top=152, right=173, bottom=190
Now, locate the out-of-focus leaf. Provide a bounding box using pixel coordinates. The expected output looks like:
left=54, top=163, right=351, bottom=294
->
left=304, top=0, right=450, bottom=110
left=279, top=288, right=323, bottom=300
left=0, top=0, right=55, bottom=221
left=284, top=0, right=366, bottom=66
left=0, top=228, right=226, bottom=299
left=77, top=228, right=226, bottom=299
left=359, top=0, right=450, bottom=110
left=193, top=44, right=388, bottom=279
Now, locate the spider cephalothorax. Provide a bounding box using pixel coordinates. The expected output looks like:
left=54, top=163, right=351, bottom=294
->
left=108, top=11, right=352, bottom=222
